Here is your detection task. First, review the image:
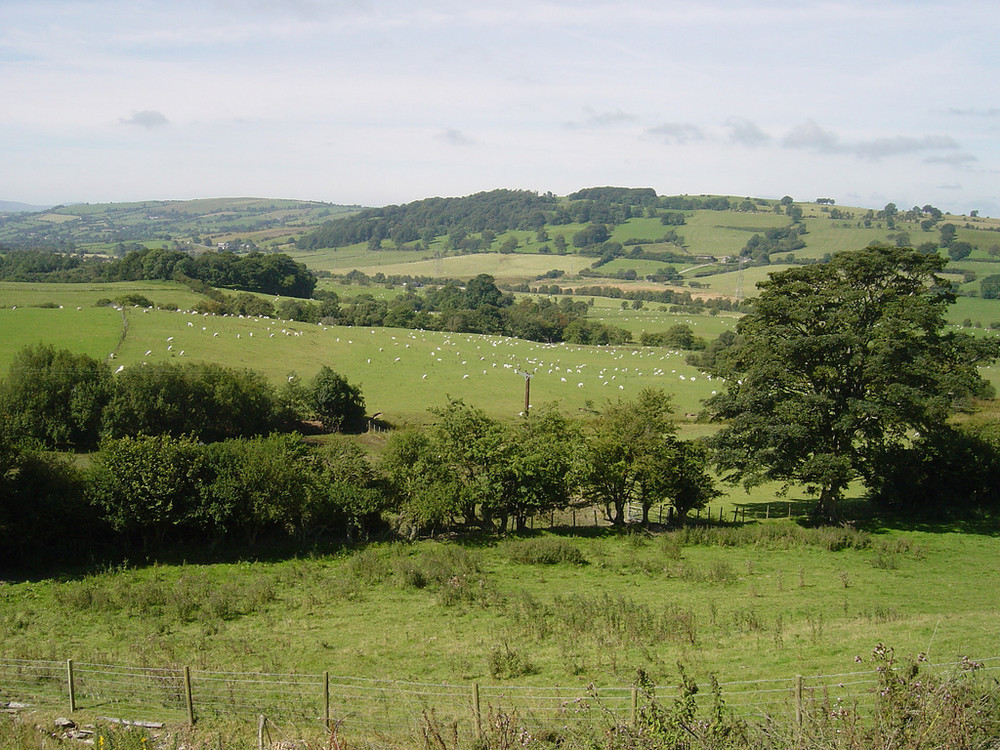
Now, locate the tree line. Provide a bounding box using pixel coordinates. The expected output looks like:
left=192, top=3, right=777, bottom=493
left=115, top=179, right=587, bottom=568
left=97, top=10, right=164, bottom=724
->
left=0, top=246, right=316, bottom=297
left=0, top=345, right=366, bottom=450
left=0, top=374, right=715, bottom=568
left=263, top=274, right=634, bottom=345
left=295, top=188, right=750, bottom=252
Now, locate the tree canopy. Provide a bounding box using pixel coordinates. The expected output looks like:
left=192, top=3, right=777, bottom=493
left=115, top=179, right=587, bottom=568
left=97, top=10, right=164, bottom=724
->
left=706, top=244, right=998, bottom=516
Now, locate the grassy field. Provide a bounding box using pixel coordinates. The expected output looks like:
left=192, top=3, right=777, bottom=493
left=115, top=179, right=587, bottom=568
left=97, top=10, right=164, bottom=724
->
left=1, top=522, right=996, bottom=690
left=303, top=249, right=595, bottom=281
left=0, top=282, right=729, bottom=423
left=4, top=279, right=999, bottom=422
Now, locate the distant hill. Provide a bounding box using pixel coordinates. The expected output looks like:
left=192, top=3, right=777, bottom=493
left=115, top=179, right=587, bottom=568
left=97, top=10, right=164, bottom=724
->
left=5, top=189, right=1000, bottom=304
left=0, top=200, right=52, bottom=213
left=0, top=197, right=362, bottom=250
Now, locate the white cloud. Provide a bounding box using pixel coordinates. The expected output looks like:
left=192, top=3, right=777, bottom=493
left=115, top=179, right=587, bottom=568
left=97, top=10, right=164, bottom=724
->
left=783, top=120, right=960, bottom=161
left=435, top=129, right=475, bottom=146
left=724, top=118, right=770, bottom=147
left=119, top=110, right=169, bottom=128
left=564, top=108, right=638, bottom=130
left=646, top=123, right=705, bottom=144
left=2, top=0, right=1000, bottom=214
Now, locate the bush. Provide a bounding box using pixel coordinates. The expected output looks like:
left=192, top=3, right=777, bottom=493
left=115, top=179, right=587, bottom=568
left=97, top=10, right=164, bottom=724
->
left=505, top=538, right=587, bottom=565
left=488, top=643, right=536, bottom=679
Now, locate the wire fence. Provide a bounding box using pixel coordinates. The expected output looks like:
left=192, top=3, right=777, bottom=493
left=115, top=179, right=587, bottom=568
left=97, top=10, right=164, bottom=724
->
left=3, top=655, right=1000, bottom=743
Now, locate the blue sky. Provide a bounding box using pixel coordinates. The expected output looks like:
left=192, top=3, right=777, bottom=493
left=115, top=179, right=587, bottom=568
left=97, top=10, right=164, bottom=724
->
left=3, top=0, right=999, bottom=214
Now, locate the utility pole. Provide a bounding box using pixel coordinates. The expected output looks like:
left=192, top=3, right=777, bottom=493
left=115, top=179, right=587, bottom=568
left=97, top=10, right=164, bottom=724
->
left=515, top=369, right=534, bottom=415
left=735, top=256, right=748, bottom=303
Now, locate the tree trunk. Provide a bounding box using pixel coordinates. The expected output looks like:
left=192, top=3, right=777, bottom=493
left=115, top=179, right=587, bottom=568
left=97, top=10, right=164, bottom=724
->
left=813, top=484, right=842, bottom=522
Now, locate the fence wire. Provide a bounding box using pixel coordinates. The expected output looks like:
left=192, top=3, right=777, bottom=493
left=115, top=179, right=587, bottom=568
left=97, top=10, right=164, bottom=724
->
left=2, top=654, right=996, bottom=742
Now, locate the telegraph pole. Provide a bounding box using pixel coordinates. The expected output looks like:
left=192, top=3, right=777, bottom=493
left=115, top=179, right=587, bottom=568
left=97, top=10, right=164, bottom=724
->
left=515, top=369, right=534, bottom=415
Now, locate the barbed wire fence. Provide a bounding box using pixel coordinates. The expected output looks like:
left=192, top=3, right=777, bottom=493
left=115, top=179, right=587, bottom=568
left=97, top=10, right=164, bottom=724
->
left=3, top=655, right=999, bottom=744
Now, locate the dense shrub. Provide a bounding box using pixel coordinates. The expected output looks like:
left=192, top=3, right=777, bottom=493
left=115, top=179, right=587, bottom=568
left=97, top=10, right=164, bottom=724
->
left=505, top=537, right=587, bottom=565
left=0, top=344, right=110, bottom=448
left=101, top=361, right=283, bottom=442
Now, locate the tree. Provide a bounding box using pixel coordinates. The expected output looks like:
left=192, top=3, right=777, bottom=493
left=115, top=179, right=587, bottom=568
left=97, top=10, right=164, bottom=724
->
left=948, top=241, right=973, bottom=261
left=572, top=224, right=610, bottom=248
left=426, top=398, right=510, bottom=527
left=310, top=367, right=366, bottom=433
left=0, top=425, right=90, bottom=568
left=311, top=438, right=390, bottom=540
left=88, top=434, right=209, bottom=546
left=200, top=433, right=318, bottom=544
left=496, top=406, right=582, bottom=532
left=102, top=362, right=280, bottom=442
left=580, top=389, right=677, bottom=525
left=939, top=223, right=958, bottom=246
left=706, top=245, right=997, bottom=517
left=981, top=274, right=1000, bottom=300
left=0, top=344, right=110, bottom=448
left=381, top=427, right=460, bottom=534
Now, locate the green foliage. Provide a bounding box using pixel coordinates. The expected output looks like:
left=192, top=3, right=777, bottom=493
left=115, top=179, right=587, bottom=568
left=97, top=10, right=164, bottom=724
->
left=102, top=361, right=282, bottom=442
left=980, top=273, right=1000, bottom=299
left=708, top=245, right=999, bottom=515
left=870, top=423, right=1000, bottom=515
left=309, top=366, right=366, bottom=432
left=421, top=400, right=583, bottom=532
left=313, top=438, right=389, bottom=537
left=640, top=323, right=705, bottom=350
left=200, top=433, right=319, bottom=542
left=380, top=427, right=460, bottom=532
left=504, top=537, right=587, bottom=565
left=0, top=429, right=92, bottom=568
left=298, top=189, right=558, bottom=249
left=572, top=224, right=611, bottom=248
left=0, top=246, right=317, bottom=297
left=88, top=433, right=209, bottom=542
left=0, top=343, right=110, bottom=447
left=581, top=389, right=714, bottom=524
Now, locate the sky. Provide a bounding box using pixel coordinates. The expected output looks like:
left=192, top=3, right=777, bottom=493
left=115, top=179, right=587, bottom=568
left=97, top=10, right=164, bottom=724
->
left=2, top=0, right=999, bottom=215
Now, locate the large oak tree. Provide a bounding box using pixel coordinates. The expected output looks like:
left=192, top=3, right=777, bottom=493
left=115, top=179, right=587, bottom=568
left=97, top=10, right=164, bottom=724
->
left=706, top=245, right=997, bottom=516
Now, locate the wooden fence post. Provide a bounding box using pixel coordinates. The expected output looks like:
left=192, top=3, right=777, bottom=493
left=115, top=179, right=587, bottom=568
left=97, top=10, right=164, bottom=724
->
left=183, top=666, right=195, bottom=726
left=257, top=714, right=266, bottom=750
left=630, top=686, right=638, bottom=726
left=472, top=683, right=482, bottom=739
left=323, top=671, right=330, bottom=729
left=794, top=675, right=803, bottom=727
left=66, top=659, right=76, bottom=713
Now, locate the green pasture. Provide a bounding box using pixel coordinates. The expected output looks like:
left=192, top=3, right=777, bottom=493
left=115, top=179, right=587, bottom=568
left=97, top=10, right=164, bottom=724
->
left=5, top=278, right=999, bottom=423
left=596, top=258, right=677, bottom=276
left=289, top=246, right=437, bottom=272
left=794, top=220, right=898, bottom=258
left=669, top=212, right=789, bottom=257
left=0, top=283, right=724, bottom=422
left=0, top=307, right=122, bottom=368
left=2, top=523, right=997, bottom=689
left=336, top=252, right=594, bottom=282
left=586, top=302, right=738, bottom=338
